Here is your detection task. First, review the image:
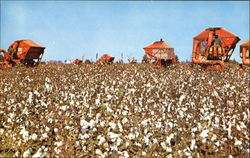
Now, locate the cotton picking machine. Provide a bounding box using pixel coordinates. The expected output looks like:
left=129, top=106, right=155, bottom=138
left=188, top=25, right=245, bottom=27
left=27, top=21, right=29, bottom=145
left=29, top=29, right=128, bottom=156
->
left=97, top=54, right=115, bottom=64
left=191, top=27, right=240, bottom=71
left=0, top=40, right=45, bottom=69
left=143, top=38, right=177, bottom=67
left=240, top=40, right=250, bottom=65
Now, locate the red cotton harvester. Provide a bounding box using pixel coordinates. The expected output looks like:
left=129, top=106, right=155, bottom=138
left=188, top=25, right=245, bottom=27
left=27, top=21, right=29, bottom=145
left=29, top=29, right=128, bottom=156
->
left=72, top=59, right=83, bottom=64
left=0, top=40, right=45, bottom=69
left=240, top=40, right=250, bottom=66
left=239, top=40, right=250, bottom=72
left=97, top=54, right=115, bottom=64
left=143, top=38, right=177, bottom=67
left=191, top=27, right=240, bottom=71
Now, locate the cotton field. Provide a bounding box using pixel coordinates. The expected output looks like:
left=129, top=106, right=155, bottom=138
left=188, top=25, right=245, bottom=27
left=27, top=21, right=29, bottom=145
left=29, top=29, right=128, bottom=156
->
left=0, top=63, right=249, bottom=157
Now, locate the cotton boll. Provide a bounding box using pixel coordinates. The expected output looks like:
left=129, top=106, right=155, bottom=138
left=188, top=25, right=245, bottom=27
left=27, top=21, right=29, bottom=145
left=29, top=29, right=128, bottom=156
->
left=200, top=130, right=209, bottom=138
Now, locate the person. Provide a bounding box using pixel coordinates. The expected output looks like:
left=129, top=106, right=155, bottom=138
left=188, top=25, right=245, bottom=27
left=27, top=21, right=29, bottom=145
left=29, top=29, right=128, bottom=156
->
left=209, top=33, right=223, bottom=59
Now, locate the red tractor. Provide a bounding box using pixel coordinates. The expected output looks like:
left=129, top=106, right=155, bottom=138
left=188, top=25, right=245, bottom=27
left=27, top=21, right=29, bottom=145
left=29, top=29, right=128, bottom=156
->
left=0, top=40, right=45, bottom=69
left=97, top=54, right=115, bottom=64
left=191, top=27, right=240, bottom=71
left=143, top=38, right=177, bottom=67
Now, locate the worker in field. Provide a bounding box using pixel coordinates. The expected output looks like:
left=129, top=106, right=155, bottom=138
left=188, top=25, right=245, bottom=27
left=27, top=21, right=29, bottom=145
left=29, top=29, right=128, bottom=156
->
left=209, top=33, right=223, bottom=59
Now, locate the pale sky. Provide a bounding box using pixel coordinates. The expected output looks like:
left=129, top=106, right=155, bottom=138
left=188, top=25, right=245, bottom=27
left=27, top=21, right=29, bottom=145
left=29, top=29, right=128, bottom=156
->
left=1, top=1, right=249, bottom=62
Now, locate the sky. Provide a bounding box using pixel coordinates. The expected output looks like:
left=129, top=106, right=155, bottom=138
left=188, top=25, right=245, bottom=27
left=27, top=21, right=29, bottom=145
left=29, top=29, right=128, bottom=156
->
left=0, top=1, right=249, bottom=62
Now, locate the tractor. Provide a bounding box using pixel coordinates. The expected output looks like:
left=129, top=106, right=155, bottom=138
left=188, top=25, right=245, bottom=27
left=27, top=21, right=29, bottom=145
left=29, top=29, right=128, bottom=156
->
left=191, top=27, right=240, bottom=71
left=0, top=40, right=45, bottom=69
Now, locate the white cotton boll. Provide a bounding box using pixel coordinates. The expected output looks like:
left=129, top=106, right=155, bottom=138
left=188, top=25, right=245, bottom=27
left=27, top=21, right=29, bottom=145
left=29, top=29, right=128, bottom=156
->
left=143, top=136, right=150, bottom=144
left=95, top=99, right=100, bottom=105
left=166, top=147, right=172, bottom=153
left=32, top=148, right=43, bottom=158
left=107, top=95, right=112, bottom=100
left=0, top=129, right=4, bottom=135
left=156, top=121, right=162, bottom=129
left=80, top=119, right=89, bottom=128
left=54, top=128, right=58, bottom=133
left=190, top=139, right=196, bottom=150
left=107, top=132, right=120, bottom=142
left=127, top=133, right=135, bottom=140
left=23, top=149, right=31, bottom=157
left=95, top=149, right=102, bottom=155
left=54, top=141, right=64, bottom=147
left=122, top=151, right=129, bottom=158
left=179, top=95, right=186, bottom=105
left=118, top=122, right=123, bottom=132
left=74, top=141, right=80, bottom=147
left=98, top=136, right=106, bottom=145
left=107, top=106, right=113, bottom=113
left=168, top=122, right=174, bottom=128
left=161, top=142, right=167, bottom=149
left=185, top=152, right=191, bottom=156
left=65, top=126, right=71, bottom=130
left=166, top=133, right=175, bottom=145
left=215, top=141, right=220, bottom=146
left=122, top=110, right=128, bottom=116
left=227, top=122, right=232, bottom=139
left=20, top=128, right=29, bottom=140
left=54, top=147, right=61, bottom=154
left=42, top=133, right=48, bottom=139
left=122, top=117, right=128, bottom=124
left=141, top=119, right=148, bottom=126
left=236, top=124, right=241, bottom=131
left=45, top=126, right=50, bottom=132
left=239, top=122, right=247, bottom=129
left=110, top=144, right=118, bottom=151
left=211, top=135, right=217, bottom=141
left=109, top=122, right=116, bottom=130
left=142, top=151, right=146, bottom=156
left=116, top=137, right=123, bottom=146
left=100, top=121, right=105, bottom=127
left=89, top=120, right=96, bottom=128
left=200, top=130, right=209, bottom=138
left=79, top=134, right=90, bottom=139
left=47, top=118, right=53, bottom=123
left=60, top=106, right=67, bottom=111
left=235, top=140, right=242, bottom=146
left=31, top=133, right=37, bottom=140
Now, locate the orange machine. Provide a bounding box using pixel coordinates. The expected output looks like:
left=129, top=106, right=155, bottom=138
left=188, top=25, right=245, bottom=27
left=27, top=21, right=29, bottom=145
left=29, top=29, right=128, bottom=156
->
left=143, top=38, right=176, bottom=67
left=72, top=58, right=83, bottom=64
left=0, top=40, right=45, bottom=68
left=97, top=54, right=115, bottom=64
left=192, top=27, right=240, bottom=71
left=240, top=40, right=250, bottom=66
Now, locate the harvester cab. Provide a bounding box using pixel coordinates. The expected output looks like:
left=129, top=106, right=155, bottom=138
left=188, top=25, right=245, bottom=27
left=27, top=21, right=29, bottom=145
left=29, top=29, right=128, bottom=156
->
left=143, top=38, right=177, bottom=67
left=97, top=54, right=115, bottom=64
left=0, top=40, right=45, bottom=69
left=191, top=27, right=240, bottom=71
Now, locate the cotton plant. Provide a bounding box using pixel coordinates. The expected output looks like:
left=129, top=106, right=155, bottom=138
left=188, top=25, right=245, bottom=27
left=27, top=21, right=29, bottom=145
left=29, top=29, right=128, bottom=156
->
left=0, top=63, right=249, bottom=157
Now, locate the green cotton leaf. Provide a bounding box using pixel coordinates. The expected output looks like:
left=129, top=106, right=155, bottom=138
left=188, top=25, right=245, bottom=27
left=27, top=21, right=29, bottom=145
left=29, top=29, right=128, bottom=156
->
left=99, top=104, right=107, bottom=110
left=117, top=88, right=126, bottom=95
left=92, top=140, right=99, bottom=145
